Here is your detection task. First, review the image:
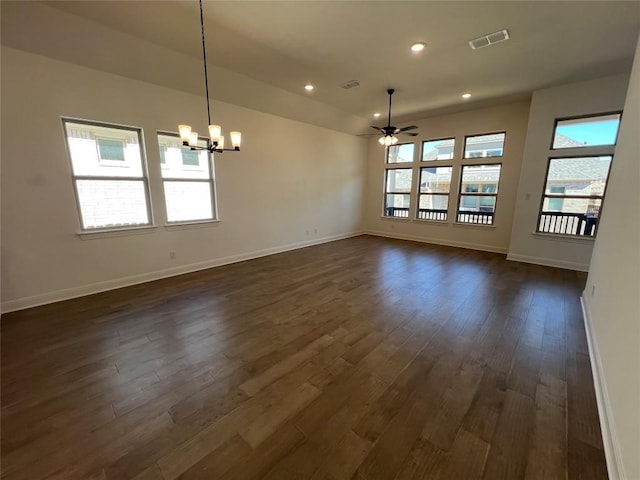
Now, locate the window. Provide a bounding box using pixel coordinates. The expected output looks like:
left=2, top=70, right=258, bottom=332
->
left=63, top=119, right=152, bottom=231
left=159, top=146, right=167, bottom=166
left=540, top=111, right=620, bottom=237
left=181, top=149, right=200, bottom=167
left=384, top=168, right=412, bottom=217
left=96, top=138, right=126, bottom=162
left=157, top=133, right=216, bottom=223
left=418, top=166, right=452, bottom=221
left=386, top=143, right=415, bottom=163
left=457, top=164, right=502, bottom=225
left=422, top=138, right=455, bottom=161
left=383, top=142, right=414, bottom=217
left=552, top=113, right=621, bottom=149
left=547, top=186, right=565, bottom=211
left=538, top=156, right=612, bottom=236
left=464, top=132, right=505, bottom=159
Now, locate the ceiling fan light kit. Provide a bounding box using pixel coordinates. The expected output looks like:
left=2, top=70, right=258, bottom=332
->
left=369, top=88, right=419, bottom=147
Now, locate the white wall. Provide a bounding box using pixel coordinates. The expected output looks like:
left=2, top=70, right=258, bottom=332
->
left=362, top=101, right=531, bottom=253
left=582, top=36, right=640, bottom=480
left=507, top=74, right=630, bottom=271
left=0, top=47, right=367, bottom=311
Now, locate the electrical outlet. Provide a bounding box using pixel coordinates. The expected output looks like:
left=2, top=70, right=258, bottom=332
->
left=314, top=228, right=318, bottom=234
left=390, top=224, right=395, bottom=230
left=170, top=251, right=176, bottom=260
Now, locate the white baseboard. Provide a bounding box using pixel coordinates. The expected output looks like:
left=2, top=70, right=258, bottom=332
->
left=581, top=295, right=626, bottom=480
left=1, top=231, right=364, bottom=314
left=506, top=253, right=589, bottom=271
left=364, top=229, right=508, bottom=254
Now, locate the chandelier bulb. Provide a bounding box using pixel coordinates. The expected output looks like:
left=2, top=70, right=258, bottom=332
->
left=209, top=125, right=221, bottom=141
left=179, top=125, right=192, bottom=143
left=230, top=131, right=241, bottom=148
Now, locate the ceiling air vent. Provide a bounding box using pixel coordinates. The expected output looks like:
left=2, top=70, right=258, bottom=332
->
left=339, top=80, right=360, bottom=89
left=469, top=29, right=509, bottom=50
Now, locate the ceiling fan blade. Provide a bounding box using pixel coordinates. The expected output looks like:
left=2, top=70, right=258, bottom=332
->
left=398, top=125, right=418, bottom=132
left=357, top=133, right=382, bottom=136
left=400, top=132, right=419, bottom=136
left=370, top=126, right=384, bottom=132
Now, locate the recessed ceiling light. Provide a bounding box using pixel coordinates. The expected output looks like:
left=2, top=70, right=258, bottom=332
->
left=410, top=42, right=426, bottom=53
left=462, top=93, right=472, bottom=99
left=304, top=84, right=314, bottom=91
left=373, top=113, right=381, bottom=118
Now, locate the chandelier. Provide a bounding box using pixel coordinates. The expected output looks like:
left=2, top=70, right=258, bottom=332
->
left=178, top=0, right=241, bottom=154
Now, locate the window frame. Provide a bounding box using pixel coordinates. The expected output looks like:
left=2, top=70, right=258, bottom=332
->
left=417, top=165, right=453, bottom=222
left=383, top=167, right=413, bottom=218
left=463, top=131, right=506, bottom=159
left=456, top=163, right=502, bottom=225
left=536, top=154, right=613, bottom=237
left=549, top=111, right=622, bottom=151
left=156, top=131, right=218, bottom=225
left=386, top=141, right=416, bottom=164
left=62, top=117, right=154, bottom=233
left=421, top=137, right=456, bottom=162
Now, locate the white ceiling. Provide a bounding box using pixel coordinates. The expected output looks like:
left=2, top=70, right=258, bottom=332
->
left=12, top=1, right=640, bottom=124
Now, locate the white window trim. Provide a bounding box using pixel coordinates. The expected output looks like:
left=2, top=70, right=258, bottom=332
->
left=165, top=219, right=221, bottom=231
left=78, top=225, right=158, bottom=240
left=62, top=117, right=155, bottom=233
left=157, top=132, right=218, bottom=224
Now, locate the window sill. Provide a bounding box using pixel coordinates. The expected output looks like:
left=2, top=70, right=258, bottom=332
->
left=413, top=218, right=449, bottom=226
left=78, top=225, right=157, bottom=240
left=453, top=222, right=496, bottom=230
left=380, top=216, right=411, bottom=222
left=532, top=232, right=595, bottom=243
left=165, top=220, right=221, bottom=231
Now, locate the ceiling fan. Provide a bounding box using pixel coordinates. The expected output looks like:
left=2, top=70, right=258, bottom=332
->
left=364, top=88, right=419, bottom=146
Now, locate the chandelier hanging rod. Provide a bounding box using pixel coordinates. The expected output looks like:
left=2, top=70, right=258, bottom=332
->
left=178, top=0, right=241, bottom=154
left=199, top=0, right=212, bottom=128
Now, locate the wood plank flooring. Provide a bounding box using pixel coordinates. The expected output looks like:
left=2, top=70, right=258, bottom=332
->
left=1, top=235, right=608, bottom=479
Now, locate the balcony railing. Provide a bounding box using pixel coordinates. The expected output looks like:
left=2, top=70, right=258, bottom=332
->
left=385, top=207, right=448, bottom=221
left=457, top=211, right=495, bottom=225
left=385, top=207, right=410, bottom=218
left=539, top=212, right=598, bottom=236
left=418, top=209, right=448, bottom=221
left=384, top=208, right=496, bottom=224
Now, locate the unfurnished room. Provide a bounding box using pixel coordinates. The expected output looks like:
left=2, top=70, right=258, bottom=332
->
left=1, top=1, right=639, bottom=479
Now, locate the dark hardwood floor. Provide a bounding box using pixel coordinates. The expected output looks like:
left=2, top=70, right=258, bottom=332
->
left=1, top=235, right=607, bottom=479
